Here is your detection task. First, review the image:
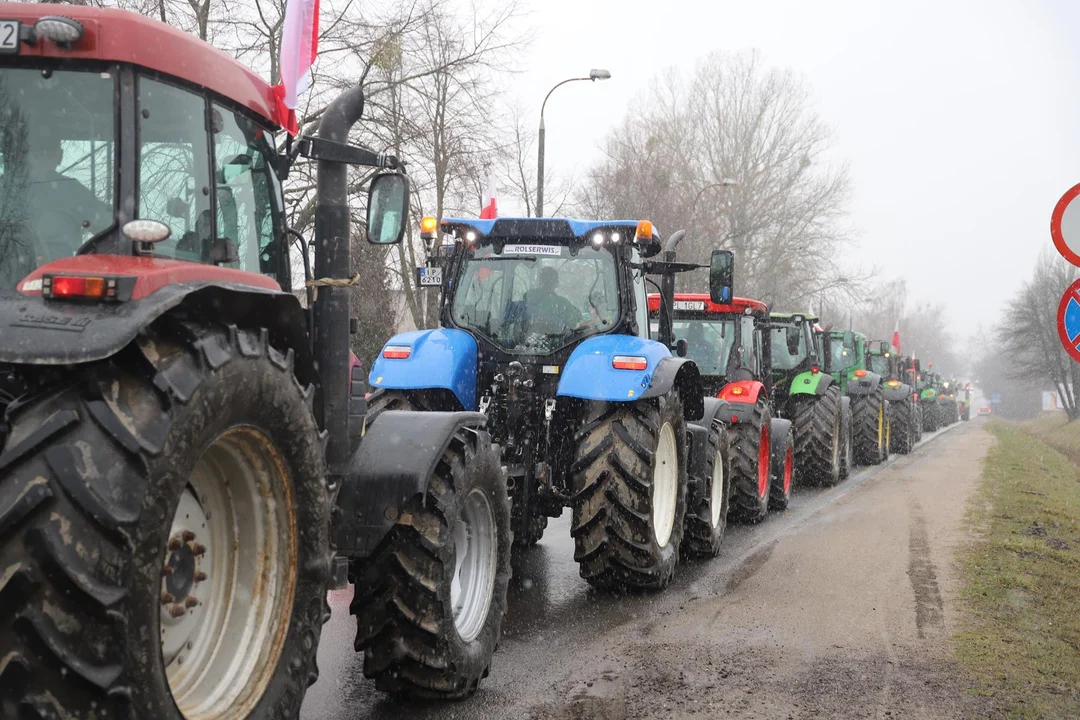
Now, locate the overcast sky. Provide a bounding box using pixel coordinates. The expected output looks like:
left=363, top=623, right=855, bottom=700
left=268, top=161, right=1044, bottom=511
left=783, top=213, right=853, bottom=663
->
left=505, top=0, right=1080, bottom=339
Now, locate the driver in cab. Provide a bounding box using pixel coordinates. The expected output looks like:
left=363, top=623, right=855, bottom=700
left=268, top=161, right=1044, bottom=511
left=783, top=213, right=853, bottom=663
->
left=23, top=132, right=113, bottom=258
left=524, top=266, right=586, bottom=333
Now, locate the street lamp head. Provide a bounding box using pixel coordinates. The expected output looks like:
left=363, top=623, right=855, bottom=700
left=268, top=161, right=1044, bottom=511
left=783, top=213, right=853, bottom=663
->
left=589, top=69, right=612, bottom=81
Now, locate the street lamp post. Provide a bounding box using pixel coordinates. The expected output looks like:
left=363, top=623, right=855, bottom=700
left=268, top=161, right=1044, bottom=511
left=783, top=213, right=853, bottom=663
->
left=536, top=69, right=611, bottom=217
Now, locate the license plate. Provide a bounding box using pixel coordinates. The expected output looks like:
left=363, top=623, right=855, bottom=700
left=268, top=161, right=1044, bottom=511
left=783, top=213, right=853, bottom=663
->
left=0, top=20, right=20, bottom=54
left=416, top=266, right=442, bottom=287
left=674, top=300, right=706, bottom=311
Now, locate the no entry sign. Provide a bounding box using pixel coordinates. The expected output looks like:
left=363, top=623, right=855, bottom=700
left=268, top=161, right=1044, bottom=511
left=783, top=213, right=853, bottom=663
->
left=1051, top=183, right=1080, bottom=267
left=1056, top=278, right=1080, bottom=362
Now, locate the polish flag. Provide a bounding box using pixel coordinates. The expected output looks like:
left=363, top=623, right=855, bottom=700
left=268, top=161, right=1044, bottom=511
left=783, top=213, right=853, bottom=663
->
left=273, top=0, right=321, bottom=134
left=892, top=320, right=901, bottom=353
left=479, top=172, right=498, bottom=219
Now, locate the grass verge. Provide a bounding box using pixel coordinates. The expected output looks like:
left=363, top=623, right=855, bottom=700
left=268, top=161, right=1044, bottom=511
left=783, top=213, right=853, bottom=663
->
left=956, top=419, right=1080, bottom=718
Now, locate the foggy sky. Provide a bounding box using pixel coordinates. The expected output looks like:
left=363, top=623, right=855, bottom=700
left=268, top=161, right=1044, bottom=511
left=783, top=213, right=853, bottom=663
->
left=508, top=0, right=1080, bottom=341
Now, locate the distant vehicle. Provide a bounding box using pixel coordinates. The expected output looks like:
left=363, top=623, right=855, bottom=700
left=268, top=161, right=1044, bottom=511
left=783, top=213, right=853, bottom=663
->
left=977, top=405, right=992, bottom=416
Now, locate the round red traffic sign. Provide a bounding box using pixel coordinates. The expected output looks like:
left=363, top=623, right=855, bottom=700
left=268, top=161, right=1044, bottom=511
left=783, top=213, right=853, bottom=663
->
left=1051, top=183, right=1080, bottom=267
left=1056, top=277, right=1080, bottom=362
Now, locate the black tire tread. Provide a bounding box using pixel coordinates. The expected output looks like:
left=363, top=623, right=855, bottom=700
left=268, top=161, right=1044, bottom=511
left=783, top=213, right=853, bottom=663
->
left=852, top=387, right=886, bottom=465
left=570, top=393, right=687, bottom=590
left=728, top=396, right=771, bottom=523
left=682, top=419, right=729, bottom=558
left=0, top=321, right=329, bottom=720
left=350, top=426, right=511, bottom=699
left=791, top=386, right=842, bottom=487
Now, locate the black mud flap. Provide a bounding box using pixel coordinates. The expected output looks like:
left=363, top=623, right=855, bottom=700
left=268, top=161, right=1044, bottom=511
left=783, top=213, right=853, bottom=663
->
left=769, top=418, right=793, bottom=479
left=686, top=422, right=710, bottom=495
left=846, top=372, right=882, bottom=396
left=642, top=356, right=704, bottom=421
left=883, top=384, right=911, bottom=403
left=334, top=409, right=488, bottom=559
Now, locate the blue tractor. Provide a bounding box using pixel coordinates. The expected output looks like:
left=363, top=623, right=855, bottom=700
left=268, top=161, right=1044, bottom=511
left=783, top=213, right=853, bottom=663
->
left=369, top=217, right=734, bottom=589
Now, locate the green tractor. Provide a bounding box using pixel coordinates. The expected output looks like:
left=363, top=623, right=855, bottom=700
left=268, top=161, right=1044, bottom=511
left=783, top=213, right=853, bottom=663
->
left=918, top=370, right=943, bottom=432
left=769, top=313, right=847, bottom=486
left=901, top=355, right=925, bottom=443
left=939, top=378, right=961, bottom=425
left=867, top=341, right=918, bottom=454
left=825, top=330, right=890, bottom=466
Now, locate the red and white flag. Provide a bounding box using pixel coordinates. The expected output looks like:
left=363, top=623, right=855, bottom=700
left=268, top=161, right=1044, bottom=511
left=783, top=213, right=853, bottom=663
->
left=273, top=0, right=320, bottom=134
left=479, top=171, right=498, bottom=219
left=892, top=320, right=901, bottom=353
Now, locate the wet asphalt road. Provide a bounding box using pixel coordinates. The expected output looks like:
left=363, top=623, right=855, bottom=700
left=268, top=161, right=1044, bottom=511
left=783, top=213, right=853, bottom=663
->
left=299, top=420, right=966, bottom=720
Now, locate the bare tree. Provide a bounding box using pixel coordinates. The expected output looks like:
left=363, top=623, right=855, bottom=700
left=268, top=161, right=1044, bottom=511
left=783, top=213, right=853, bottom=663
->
left=998, top=250, right=1080, bottom=420
left=579, top=51, right=863, bottom=308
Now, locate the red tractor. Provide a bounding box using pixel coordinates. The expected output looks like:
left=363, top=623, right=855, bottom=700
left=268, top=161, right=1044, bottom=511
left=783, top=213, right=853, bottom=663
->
left=648, top=292, right=794, bottom=524
left=0, top=6, right=511, bottom=718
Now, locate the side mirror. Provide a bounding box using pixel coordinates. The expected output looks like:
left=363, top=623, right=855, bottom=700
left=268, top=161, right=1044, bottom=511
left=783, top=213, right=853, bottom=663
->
left=709, top=249, right=734, bottom=304
left=366, top=173, right=410, bottom=245
left=675, top=338, right=688, bottom=358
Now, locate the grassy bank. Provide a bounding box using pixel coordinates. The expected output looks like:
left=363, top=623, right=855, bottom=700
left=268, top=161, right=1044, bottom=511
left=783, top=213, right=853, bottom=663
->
left=956, top=419, right=1080, bottom=718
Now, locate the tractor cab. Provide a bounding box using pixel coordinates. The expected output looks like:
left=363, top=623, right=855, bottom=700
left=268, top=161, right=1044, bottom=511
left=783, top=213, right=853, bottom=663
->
left=767, top=312, right=827, bottom=402
left=647, top=293, right=770, bottom=396
left=0, top=7, right=296, bottom=293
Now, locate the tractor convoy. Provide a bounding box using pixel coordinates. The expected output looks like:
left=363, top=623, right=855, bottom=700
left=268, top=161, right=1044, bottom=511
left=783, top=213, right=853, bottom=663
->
left=0, top=5, right=969, bottom=718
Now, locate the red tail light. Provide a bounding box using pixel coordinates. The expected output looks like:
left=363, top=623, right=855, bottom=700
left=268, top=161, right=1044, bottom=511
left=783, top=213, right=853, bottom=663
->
left=811, top=365, right=820, bottom=374
left=731, top=415, right=739, bottom=424
left=854, top=369, right=867, bottom=378
left=612, top=355, right=648, bottom=371
left=46, top=275, right=109, bottom=300
left=382, top=345, right=412, bottom=359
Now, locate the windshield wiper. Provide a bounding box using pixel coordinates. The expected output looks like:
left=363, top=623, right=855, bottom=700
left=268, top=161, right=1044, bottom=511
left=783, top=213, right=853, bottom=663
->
left=75, top=222, right=119, bottom=256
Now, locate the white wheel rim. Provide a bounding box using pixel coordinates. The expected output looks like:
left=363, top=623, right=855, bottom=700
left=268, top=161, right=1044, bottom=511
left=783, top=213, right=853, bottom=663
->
left=652, top=422, right=679, bottom=547
left=709, top=444, right=725, bottom=529
left=450, top=488, right=497, bottom=642
left=163, top=427, right=297, bottom=720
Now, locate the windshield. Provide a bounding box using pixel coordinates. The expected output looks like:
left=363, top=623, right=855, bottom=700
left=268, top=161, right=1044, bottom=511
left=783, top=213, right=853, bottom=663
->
left=869, top=354, right=890, bottom=376
left=673, top=318, right=735, bottom=377
left=0, top=68, right=116, bottom=288
left=827, top=336, right=855, bottom=373
left=770, top=325, right=808, bottom=370
left=450, top=242, right=619, bottom=354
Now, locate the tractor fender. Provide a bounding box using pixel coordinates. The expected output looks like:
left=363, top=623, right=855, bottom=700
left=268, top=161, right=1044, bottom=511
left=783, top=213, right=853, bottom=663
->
left=368, top=328, right=478, bottom=410
left=334, top=409, right=489, bottom=558
left=787, top=371, right=834, bottom=397
left=558, top=335, right=703, bottom=419
left=883, top=382, right=912, bottom=403
left=845, top=371, right=883, bottom=395
left=717, top=379, right=766, bottom=405
left=0, top=282, right=316, bottom=387
left=768, top=418, right=793, bottom=486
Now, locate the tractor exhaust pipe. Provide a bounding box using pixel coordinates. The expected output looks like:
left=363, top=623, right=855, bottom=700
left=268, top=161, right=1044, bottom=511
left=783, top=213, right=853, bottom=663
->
left=658, top=229, right=687, bottom=350
left=314, top=86, right=365, bottom=480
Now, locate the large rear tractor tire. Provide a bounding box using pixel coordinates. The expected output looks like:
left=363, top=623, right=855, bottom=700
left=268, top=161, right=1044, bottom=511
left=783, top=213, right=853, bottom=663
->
left=839, top=396, right=854, bottom=480
left=791, top=386, right=842, bottom=487
left=889, top=400, right=916, bottom=454
left=351, top=425, right=511, bottom=699
left=682, top=418, right=731, bottom=558
left=767, top=419, right=795, bottom=512
left=570, top=390, right=688, bottom=591
left=852, top=387, right=888, bottom=466
left=727, top=394, right=773, bottom=523
left=914, top=404, right=924, bottom=443
left=921, top=402, right=939, bottom=433
left=0, top=322, right=330, bottom=720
